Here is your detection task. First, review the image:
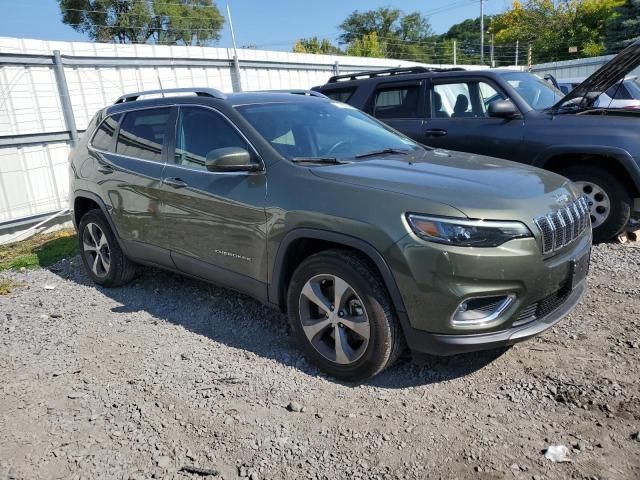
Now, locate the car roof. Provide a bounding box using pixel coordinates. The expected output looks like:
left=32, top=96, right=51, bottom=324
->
left=103, top=90, right=327, bottom=116
left=318, top=68, right=521, bottom=89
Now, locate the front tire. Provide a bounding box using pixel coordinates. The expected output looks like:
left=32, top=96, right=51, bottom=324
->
left=287, top=249, right=404, bottom=381
left=558, top=165, right=631, bottom=243
left=78, top=209, right=137, bottom=287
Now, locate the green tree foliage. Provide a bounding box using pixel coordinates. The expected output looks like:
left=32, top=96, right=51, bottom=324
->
left=605, top=0, right=640, bottom=52
left=339, top=7, right=434, bottom=60
left=439, top=16, right=495, bottom=64
left=491, top=0, right=623, bottom=63
left=293, top=37, right=342, bottom=55
left=346, top=32, right=384, bottom=58
left=58, top=0, right=224, bottom=45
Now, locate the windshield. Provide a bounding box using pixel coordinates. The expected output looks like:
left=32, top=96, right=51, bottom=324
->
left=235, top=101, right=421, bottom=161
left=499, top=72, right=564, bottom=111
left=625, top=78, right=640, bottom=99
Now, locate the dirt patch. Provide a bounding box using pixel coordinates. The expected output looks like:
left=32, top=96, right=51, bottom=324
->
left=1, top=242, right=639, bottom=479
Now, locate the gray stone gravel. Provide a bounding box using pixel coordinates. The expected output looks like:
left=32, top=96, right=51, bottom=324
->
left=1, top=242, right=639, bottom=479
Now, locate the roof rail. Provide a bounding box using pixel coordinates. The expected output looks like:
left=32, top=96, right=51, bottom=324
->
left=114, top=87, right=226, bottom=104
left=255, top=89, right=328, bottom=98
left=327, top=66, right=467, bottom=83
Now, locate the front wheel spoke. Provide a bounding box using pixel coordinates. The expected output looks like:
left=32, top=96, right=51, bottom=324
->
left=99, top=253, right=110, bottom=272
left=83, top=240, right=97, bottom=252
left=91, top=253, right=101, bottom=275
left=334, top=325, right=352, bottom=364
left=98, top=230, right=108, bottom=248
left=302, top=318, right=331, bottom=340
left=301, top=282, right=331, bottom=313
left=333, top=276, right=351, bottom=308
left=340, top=316, right=370, bottom=339
left=88, top=224, right=99, bottom=246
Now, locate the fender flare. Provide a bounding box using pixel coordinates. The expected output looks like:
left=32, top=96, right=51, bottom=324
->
left=532, top=145, right=640, bottom=192
left=72, top=190, right=128, bottom=253
left=269, top=228, right=407, bottom=315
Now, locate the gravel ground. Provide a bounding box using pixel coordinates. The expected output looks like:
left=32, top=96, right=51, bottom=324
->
left=1, top=242, right=639, bottom=480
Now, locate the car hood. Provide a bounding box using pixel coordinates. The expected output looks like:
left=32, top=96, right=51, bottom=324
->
left=553, top=39, right=640, bottom=110
left=310, top=149, right=576, bottom=222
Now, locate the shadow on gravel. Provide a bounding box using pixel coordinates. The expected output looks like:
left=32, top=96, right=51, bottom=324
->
left=51, top=260, right=507, bottom=389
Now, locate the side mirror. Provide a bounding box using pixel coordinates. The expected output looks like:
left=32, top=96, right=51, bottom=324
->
left=488, top=100, right=520, bottom=119
left=205, top=147, right=259, bottom=172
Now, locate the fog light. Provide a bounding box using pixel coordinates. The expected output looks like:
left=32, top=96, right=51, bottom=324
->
left=451, top=294, right=516, bottom=326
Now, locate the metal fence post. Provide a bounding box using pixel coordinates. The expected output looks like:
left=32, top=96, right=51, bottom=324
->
left=231, top=54, right=242, bottom=92
left=52, top=50, right=78, bottom=147
left=333, top=61, right=340, bottom=77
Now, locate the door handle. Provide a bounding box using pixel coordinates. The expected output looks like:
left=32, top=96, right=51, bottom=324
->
left=162, top=177, right=188, bottom=189
left=425, top=129, right=448, bottom=137
left=97, top=164, right=114, bottom=174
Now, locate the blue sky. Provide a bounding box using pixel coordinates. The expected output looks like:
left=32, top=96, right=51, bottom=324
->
left=1, top=0, right=507, bottom=49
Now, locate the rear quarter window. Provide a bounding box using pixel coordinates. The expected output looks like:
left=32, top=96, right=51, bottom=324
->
left=323, top=87, right=356, bottom=103
left=372, top=84, right=420, bottom=119
left=90, top=114, right=121, bottom=151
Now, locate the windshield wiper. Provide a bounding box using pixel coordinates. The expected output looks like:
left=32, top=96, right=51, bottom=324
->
left=291, top=157, right=349, bottom=165
left=355, top=148, right=411, bottom=159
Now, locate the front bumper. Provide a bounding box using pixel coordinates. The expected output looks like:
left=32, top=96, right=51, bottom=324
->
left=400, top=280, right=586, bottom=356
left=385, top=225, right=591, bottom=354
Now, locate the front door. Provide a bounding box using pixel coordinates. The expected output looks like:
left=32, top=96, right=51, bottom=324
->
left=159, top=105, right=268, bottom=289
left=424, top=78, right=525, bottom=161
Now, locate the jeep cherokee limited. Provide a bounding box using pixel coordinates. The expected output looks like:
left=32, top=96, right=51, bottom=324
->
left=70, top=87, right=591, bottom=380
left=314, top=40, right=640, bottom=243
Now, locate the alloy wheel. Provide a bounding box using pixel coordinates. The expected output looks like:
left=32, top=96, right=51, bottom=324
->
left=575, top=181, right=611, bottom=228
left=82, top=222, right=111, bottom=278
left=298, top=274, right=371, bottom=365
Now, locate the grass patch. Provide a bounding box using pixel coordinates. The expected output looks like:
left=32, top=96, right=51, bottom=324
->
left=0, top=279, right=25, bottom=295
left=0, top=229, right=78, bottom=271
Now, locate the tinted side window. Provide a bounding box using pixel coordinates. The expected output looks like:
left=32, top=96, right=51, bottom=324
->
left=175, top=107, right=250, bottom=170
left=324, top=88, right=355, bottom=103
left=433, top=81, right=506, bottom=119
left=116, top=108, right=170, bottom=162
left=373, top=85, right=420, bottom=119
left=91, top=114, right=121, bottom=151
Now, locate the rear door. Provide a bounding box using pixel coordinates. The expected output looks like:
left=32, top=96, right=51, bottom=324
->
left=424, top=77, right=525, bottom=161
left=159, top=105, right=268, bottom=289
left=368, top=80, right=427, bottom=142
left=89, top=106, right=174, bottom=267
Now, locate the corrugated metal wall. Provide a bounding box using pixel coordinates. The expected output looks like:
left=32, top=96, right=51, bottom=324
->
left=1, top=36, right=445, bottom=230
left=531, top=54, right=640, bottom=80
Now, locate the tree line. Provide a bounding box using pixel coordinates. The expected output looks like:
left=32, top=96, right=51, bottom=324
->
left=57, top=1, right=640, bottom=65
left=294, top=1, right=640, bottom=65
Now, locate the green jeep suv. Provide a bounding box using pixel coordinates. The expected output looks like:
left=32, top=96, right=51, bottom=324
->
left=69, top=87, right=591, bottom=380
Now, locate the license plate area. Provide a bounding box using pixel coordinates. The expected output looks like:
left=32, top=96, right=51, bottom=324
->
left=569, top=249, right=590, bottom=290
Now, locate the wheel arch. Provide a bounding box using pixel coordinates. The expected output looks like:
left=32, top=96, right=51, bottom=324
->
left=534, top=146, right=640, bottom=197
left=72, top=190, right=127, bottom=251
left=270, top=229, right=407, bottom=317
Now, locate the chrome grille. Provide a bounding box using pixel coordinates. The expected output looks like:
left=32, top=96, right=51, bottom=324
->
left=534, top=196, right=590, bottom=254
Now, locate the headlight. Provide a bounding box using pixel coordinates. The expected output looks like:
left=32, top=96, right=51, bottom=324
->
left=405, top=214, right=532, bottom=247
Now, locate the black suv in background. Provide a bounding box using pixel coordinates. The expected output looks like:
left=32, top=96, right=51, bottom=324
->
left=314, top=41, right=640, bottom=242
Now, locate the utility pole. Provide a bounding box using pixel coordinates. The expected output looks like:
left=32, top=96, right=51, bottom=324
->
left=227, top=4, right=242, bottom=92
left=453, top=40, right=457, bottom=66
left=480, top=0, right=485, bottom=64
left=490, top=34, right=495, bottom=67
left=515, top=40, right=519, bottom=67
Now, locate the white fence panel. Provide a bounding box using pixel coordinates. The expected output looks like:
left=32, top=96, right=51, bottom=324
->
left=0, top=35, right=471, bottom=231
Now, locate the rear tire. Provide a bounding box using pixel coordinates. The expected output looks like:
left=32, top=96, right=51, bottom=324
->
left=78, top=209, right=137, bottom=287
left=558, top=165, right=631, bottom=243
left=287, top=249, right=404, bottom=381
